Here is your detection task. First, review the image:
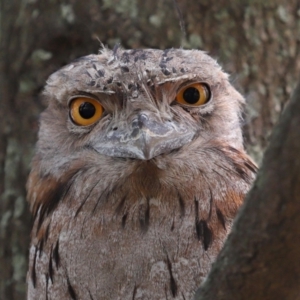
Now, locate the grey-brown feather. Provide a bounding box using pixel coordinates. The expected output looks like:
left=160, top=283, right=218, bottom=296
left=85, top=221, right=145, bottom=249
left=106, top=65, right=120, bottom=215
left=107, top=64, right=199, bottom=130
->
left=27, top=48, right=256, bottom=299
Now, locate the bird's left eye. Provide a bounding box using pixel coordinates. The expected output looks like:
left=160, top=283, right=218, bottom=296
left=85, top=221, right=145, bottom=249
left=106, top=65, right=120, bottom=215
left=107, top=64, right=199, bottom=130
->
left=70, top=97, right=103, bottom=126
left=176, top=83, right=211, bottom=106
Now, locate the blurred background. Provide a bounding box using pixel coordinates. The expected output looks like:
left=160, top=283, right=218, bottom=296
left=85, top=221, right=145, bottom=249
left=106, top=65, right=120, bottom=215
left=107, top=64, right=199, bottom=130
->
left=1, top=1, right=300, bottom=299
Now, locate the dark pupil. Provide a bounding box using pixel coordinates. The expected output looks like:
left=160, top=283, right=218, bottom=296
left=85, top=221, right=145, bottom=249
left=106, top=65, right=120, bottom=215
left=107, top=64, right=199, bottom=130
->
left=183, top=87, right=200, bottom=104
left=79, top=102, right=96, bottom=119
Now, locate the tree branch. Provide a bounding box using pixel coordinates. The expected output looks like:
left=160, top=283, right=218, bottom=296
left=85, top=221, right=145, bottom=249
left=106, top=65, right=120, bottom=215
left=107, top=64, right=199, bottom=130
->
left=194, top=79, right=300, bottom=300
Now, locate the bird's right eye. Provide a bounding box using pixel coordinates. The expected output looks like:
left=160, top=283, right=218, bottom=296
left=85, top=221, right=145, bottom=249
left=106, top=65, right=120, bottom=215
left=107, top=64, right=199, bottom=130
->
left=70, top=97, right=103, bottom=126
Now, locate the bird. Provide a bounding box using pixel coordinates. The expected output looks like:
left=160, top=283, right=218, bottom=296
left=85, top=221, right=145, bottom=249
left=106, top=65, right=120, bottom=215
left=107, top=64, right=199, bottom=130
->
left=26, top=47, right=257, bottom=300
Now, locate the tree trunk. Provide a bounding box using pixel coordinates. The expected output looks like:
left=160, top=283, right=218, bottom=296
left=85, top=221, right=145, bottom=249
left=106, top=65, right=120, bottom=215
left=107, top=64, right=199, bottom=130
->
left=0, top=1, right=299, bottom=299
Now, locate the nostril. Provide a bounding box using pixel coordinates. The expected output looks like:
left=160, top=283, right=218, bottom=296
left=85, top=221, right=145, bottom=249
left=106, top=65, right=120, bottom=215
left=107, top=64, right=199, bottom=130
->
left=138, top=113, right=148, bottom=123
left=132, top=113, right=149, bottom=129
left=113, top=127, right=118, bottom=131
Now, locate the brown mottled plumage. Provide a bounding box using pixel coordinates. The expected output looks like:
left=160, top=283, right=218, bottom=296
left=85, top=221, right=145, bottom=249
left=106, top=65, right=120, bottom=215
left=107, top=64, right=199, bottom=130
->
left=27, top=47, right=257, bottom=299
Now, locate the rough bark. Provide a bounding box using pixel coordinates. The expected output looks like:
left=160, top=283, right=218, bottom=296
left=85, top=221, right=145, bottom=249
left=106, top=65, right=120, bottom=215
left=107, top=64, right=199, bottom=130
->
left=0, top=1, right=300, bottom=299
left=194, top=77, right=300, bottom=300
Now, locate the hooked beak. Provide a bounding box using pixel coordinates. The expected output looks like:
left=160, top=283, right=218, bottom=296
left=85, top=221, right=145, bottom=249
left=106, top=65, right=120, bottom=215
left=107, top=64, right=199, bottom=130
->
left=93, top=112, right=195, bottom=160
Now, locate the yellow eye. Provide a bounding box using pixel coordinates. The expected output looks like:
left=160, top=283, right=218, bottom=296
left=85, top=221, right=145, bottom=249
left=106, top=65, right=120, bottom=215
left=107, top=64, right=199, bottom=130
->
left=176, top=83, right=211, bottom=106
left=70, top=97, right=103, bottom=126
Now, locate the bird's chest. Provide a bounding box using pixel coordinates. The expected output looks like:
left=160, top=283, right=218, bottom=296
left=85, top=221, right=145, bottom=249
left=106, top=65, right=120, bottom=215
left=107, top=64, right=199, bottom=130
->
left=44, top=195, right=227, bottom=300
left=28, top=161, right=240, bottom=300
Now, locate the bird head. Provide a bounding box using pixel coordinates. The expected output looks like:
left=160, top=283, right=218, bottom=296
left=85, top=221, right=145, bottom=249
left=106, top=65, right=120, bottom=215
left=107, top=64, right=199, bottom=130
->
left=39, top=48, right=244, bottom=169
